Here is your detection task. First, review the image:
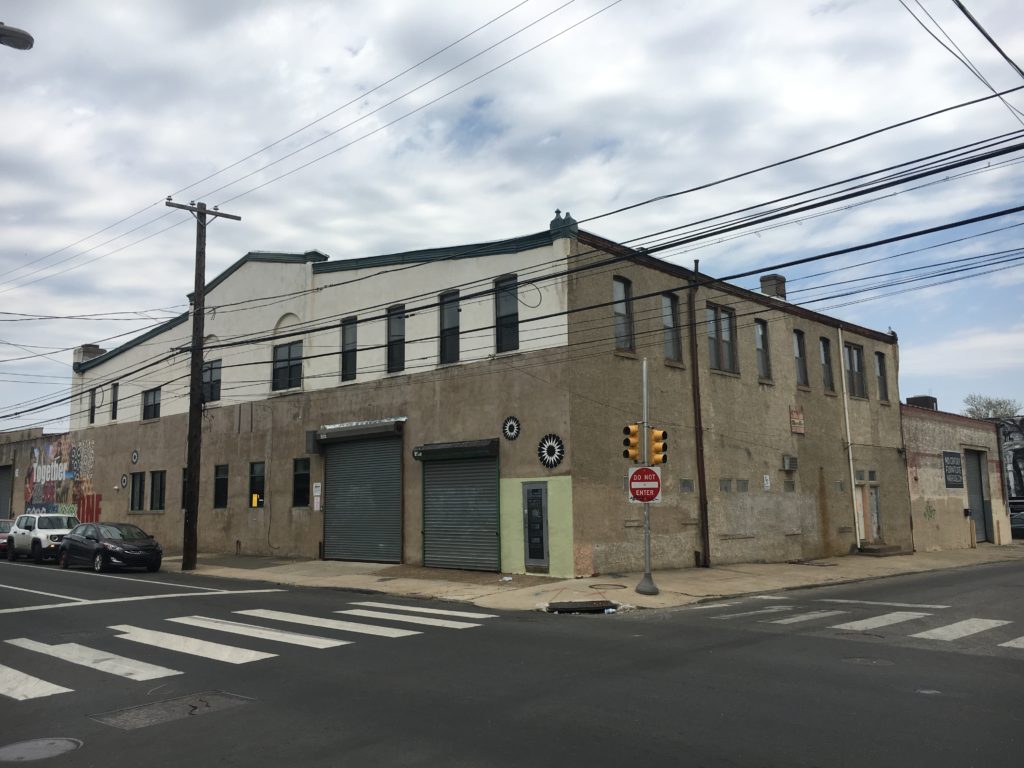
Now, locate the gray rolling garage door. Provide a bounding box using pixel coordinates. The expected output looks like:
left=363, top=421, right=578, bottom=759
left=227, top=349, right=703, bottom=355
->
left=323, top=437, right=402, bottom=562
left=423, top=457, right=499, bottom=571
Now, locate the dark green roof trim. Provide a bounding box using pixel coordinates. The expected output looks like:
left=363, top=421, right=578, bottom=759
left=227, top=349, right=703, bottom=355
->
left=191, top=250, right=329, bottom=301
left=73, top=311, right=189, bottom=374
left=313, top=231, right=555, bottom=274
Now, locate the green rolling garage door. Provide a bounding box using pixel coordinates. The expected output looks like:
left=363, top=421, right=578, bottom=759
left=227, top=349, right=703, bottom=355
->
left=422, top=457, right=499, bottom=571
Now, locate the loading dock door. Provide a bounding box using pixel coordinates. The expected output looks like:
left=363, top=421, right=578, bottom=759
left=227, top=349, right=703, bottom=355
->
left=422, top=457, right=499, bottom=571
left=323, top=437, right=402, bottom=562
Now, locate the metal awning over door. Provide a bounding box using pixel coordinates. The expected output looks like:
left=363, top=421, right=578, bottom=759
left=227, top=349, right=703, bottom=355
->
left=418, top=440, right=499, bottom=572
left=323, top=437, right=402, bottom=562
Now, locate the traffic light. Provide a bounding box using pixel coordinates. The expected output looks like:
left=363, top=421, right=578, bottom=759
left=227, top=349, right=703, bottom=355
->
left=648, top=427, right=668, bottom=465
left=622, top=423, right=641, bottom=462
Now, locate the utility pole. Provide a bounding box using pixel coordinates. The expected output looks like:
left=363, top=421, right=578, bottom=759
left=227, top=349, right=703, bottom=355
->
left=166, top=199, right=241, bottom=571
left=635, top=358, right=659, bottom=596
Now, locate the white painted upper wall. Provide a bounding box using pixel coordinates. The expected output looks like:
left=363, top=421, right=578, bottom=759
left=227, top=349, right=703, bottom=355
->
left=71, top=238, right=572, bottom=428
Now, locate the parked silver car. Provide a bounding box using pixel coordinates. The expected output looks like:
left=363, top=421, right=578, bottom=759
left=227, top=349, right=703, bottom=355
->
left=6, top=513, right=81, bottom=563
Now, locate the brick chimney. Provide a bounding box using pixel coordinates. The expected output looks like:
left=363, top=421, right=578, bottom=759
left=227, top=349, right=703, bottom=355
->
left=760, top=274, right=786, bottom=299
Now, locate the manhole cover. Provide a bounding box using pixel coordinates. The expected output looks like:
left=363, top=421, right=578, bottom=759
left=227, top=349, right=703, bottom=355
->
left=842, top=657, right=894, bottom=667
left=588, top=583, right=627, bottom=590
left=90, top=691, right=252, bottom=730
left=0, top=738, right=82, bottom=762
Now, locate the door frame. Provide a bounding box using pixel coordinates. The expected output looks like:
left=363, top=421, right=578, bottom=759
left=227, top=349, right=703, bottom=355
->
left=522, top=481, right=549, bottom=572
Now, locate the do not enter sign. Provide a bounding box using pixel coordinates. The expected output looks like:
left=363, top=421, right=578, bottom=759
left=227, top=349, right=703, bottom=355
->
left=628, top=466, right=662, bottom=504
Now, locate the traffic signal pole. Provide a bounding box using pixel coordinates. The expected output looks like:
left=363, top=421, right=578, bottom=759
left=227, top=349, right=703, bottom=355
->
left=636, top=357, right=659, bottom=596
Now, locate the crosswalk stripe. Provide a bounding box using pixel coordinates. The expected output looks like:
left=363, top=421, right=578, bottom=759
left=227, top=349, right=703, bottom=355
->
left=911, top=619, right=1011, bottom=641
left=998, top=636, right=1024, bottom=649
left=351, top=601, right=497, bottom=619
left=764, top=610, right=848, bottom=625
left=236, top=609, right=419, bottom=638
left=110, top=625, right=276, bottom=664
left=830, top=611, right=931, bottom=631
left=0, top=663, right=71, bottom=700
left=336, top=609, right=480, bottom=629
left=711, top=606, right=793, bottom=620
left=166, top=616, right=350, bottom=649
left=6, top=638, right=181, bottom=681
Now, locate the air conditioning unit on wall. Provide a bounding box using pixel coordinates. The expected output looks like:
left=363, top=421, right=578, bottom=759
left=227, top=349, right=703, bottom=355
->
left=782, top=455, right=798, bottom=471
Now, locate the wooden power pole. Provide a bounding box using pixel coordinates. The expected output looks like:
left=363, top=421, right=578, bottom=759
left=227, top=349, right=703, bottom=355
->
left=166, top=199, right=241, bottom=571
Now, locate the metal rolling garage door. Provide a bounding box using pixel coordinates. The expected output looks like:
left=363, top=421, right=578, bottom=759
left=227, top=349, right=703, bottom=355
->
left=423, top=457, right=499, bottom=571
left=323, top=437, right=402, bottom=562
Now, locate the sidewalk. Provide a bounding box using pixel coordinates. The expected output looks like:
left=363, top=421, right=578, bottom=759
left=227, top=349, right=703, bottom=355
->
left=175, top=541, right=1024, bottom=613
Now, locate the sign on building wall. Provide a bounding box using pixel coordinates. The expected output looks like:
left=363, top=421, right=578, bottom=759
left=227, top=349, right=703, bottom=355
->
left=23, top=436, right=101, bottom=522
left=789, top=407, right=805, bottom=435
left=942, top=450, right=964, bottom=489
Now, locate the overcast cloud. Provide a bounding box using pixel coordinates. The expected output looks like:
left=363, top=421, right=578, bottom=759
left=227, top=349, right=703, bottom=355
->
left=2, top=0, right=1023, bottom=430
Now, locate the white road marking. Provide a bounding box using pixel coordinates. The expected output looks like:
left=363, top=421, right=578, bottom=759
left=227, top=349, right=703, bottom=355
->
left=0, top=582, right=87, bottom=601
left=337, top=609, right=480, bottom=629
left=0, top=664, right=72, bottom=700
left=0, top=588, right=284, bottom=615
left=167, top=616, right=349, bottom=649
left=765, top=610, right=848, bottom=625
left=998, top=636, right=1024, bottom=649
left=351, top=602, right=497, bottom=619
left=236, top=609, right=419, bottom=638
left=911, top=619, right=1011, bottom=642
left=749, top=595, right=790, bottom=601
left=819, top=599, right=950, bottom=609
left=831, top=611, right=931, bottom=631
left=686, top=602, right=741, bottom=610
left=6, top=638, right=181, bottom=681
left=0, top=561, right=224, bottom=592
left=110, top=625, right=276, bottom=664
left=711, top=606, right=793, bottom=620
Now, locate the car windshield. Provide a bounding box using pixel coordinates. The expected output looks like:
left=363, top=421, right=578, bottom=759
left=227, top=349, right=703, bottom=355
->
left=98, top=524, right=150, bottom=541
left=37, top=516, right=79, bottom=530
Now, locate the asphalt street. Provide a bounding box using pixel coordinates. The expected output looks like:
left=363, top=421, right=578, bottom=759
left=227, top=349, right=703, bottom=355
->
left=1, top=558, right=1022, bottom=767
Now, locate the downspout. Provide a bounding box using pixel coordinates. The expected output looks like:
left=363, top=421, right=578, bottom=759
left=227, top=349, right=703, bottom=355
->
left=837, top=327, right=863, bottom=545
left=689, top=263, right=711, bottom=567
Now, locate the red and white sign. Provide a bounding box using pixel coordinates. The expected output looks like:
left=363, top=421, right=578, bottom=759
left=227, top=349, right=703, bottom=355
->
left=628, top=466, right=662, bottom=504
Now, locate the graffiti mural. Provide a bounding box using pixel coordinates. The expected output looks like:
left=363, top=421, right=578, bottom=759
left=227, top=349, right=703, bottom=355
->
left=24, top=436, right=101, bottom=523
left=998, top=417, right=1024, bottom=508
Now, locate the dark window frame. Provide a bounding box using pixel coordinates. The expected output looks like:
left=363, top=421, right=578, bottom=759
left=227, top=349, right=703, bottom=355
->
left=341, top=317, right=357, bottom=382
left=439, top=290, right=460, bottom=365
left=149, top=470, right=166, bottom=511
left=820, top=337, right=835, bottom=392
left=88, top=388, right=96, bottom=424
left=110, top=382, right=119, bottom=420
left=706, top=304, right=738, bottom=373
left=844, top=342, right=867, bottom=398
left=213, top=465, right=229, bottom=509
left=495, top=275, right=519, bottom=353
left=613, top=277, right=635, bottom=352
left=202, top=359, right=222, bottom=403
left=386, top=305, right=406, bottom=373
left=662, top=293, right=683, bottom=362
left=292, top=458, right=310, bottom=508
left=875, top=351, right=890, bottom=401
left=142, top=387, right=161, bottom=420
left=755, top=319, right=771, bottom=380
left=130, top=472, right=145, bottom=511
left=272, top=341, right=303, bottom=391
left=249, top=462, right=265, bottom=509
left=794, top=329, right=809, bottom=387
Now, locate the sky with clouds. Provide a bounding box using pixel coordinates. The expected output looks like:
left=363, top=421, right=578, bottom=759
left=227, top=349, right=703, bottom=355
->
left=1, top=0, right=1023, bottom=432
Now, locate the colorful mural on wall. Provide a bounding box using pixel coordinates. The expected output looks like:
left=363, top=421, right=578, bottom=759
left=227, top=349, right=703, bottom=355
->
left=24, top=436, right=101, bottom=522
left=1000, top=417, right=1024, bottom=511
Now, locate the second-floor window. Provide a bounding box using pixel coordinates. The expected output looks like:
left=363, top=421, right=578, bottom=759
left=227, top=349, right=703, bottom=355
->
left=202, top=359, right=222, bottom=403
left=706, top=304, right=737, bottom=373
left=613, top=277, right=634, bottom=352
left=755, top=319, right=771, bottom=380
left=341, top=317, right=357, bottom=381
left=110, top=382, right=119, bottom=420
left=820, top=337, right=835, bottom=392
left=387, top=305, right=406, bottom=373
left=662, top=293, right=682, bottom=362
left=87, top=388, right=96, bottom=424
left=142, top=387, right=161, bottom=420
left=272, top=341, right=303, bottom=391
left=844, top=342, right=866, bottom=398
left=875, top=351, right=889, bottom=401
left=794, top=330, right=809, bottom=387
left=495, top=275, right=519, bottom=353
left=439, top=290, right=460, bottom=365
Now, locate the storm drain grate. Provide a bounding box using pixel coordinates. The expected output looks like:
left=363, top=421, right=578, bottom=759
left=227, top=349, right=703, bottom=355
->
left=90, top=690, right=253, bottom=730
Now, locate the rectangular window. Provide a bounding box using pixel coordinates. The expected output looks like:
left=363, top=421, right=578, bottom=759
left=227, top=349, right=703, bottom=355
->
left=341, top=317, right=357, bottom=382
left=149, top=470, right=166, bottom=511
left=680, top=479, right=694, bottom=493
left=706, top=304, right=737, bottom=373
left=386, top=305, right=406, bottom=373
left=875, top=352, right=889, bottom=401
left=736, top=479, right=749, bottom=493
left=110, top=382, right=119, bottom=420
left=820, top=337, right=835, bottom=392
left=292, top=458, right=310, bottom=508
left=495, top=275, right=519, bottom=353
left=755, top=319, right=771, bottom=380
left=130, top=472, right=145, bottom=512
left=213, top=465, right=229, bottom=509
left=272, top=341, right=302, bottom=391
left=844, top=342, right=866, bottom=398
left=142, top=387, right=161, bottom=420
left=784, top=480, right=797, bottom=493
left=719, top=478, right=732, bottom=492
left=249, top=462, right=265, bottom=508
left=439, top=291, right=460, bottom=365
left=202, top=359, right=222, bottom=403
left=794, top=330, right=809, bottom=387
left=613, top=277, right=634, bottom=352
left=662, top=293, right=682, bottom=362
left=88, top=388, right=96, bottom=424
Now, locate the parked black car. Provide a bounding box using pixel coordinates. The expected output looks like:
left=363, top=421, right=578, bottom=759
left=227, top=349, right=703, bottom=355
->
left=58, top=523, right=162, bottom=573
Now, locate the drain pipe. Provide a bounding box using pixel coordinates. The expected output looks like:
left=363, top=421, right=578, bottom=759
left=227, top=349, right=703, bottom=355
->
left=837, top=327, right=863, bottom=545
left=689, top=262, right=711, bottom=567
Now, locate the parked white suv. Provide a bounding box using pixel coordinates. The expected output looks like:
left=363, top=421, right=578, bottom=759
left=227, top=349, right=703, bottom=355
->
left=6, top=513, right=80, bottom=563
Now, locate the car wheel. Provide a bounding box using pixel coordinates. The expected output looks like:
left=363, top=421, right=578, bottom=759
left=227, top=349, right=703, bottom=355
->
left=6, top=540, right=16, bottom=561
left=58, top=550, right=70, bottom=569
left=92, top=552, right=107, bottom=573
left=146, top=558, right=162, bottom=573
left=31, top=541, right=43, bottom=564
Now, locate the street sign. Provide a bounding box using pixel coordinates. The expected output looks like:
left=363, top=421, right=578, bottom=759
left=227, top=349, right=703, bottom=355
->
left=628, top=466, right=662, bottom=503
